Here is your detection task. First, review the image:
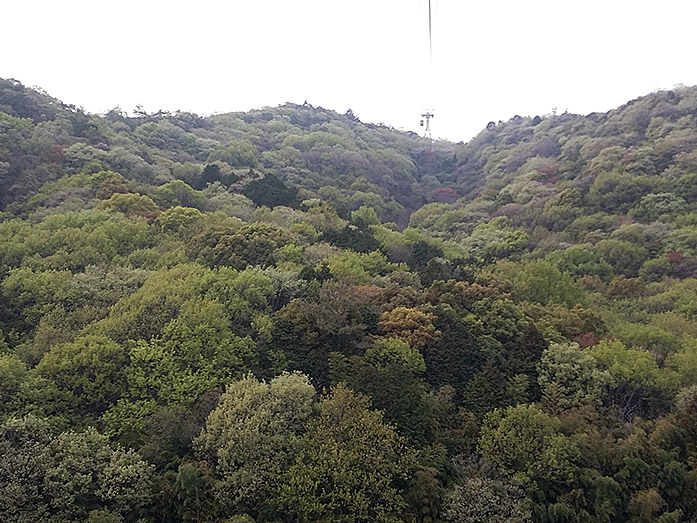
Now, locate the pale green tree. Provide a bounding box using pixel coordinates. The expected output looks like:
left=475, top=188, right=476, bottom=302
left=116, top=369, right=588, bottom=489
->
left=538, top=342, right=610, bottom=413
left=443, top=477, right=531, bottom=523
left=194, top=372, right=315, bottom=518
left=277, top=384, right=417, bottom=522
left=479, top=404, right=580, bottom=486
left=35, top=335, right=127, bottom=417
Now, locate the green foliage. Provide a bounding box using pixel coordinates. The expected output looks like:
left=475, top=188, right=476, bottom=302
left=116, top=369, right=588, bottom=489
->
left=409, top=203, right=457, bottom=231
left=0, top=353, right=27, bottom=414
left=151, top=180, right=206, bottom=210
left=663, top=226, right=697, bottom=257
left=443, top=477, right=531, bottom=522
left=541, top=188, right=583, bottom=231
left=364, top=337, right=426, bottom=373
left=102, top=298, right=257, bottom=441
left=207, top=222, right=289, bottom=269
left=538, top=342, right=610, bottom=412
left=244, top=174, right=298, bottom=208
left=589, top=340, right=664, bottom=389
left=195, top=372, right=315, bottom=518
left=344, top=337, right=430, bottom=445
left=0, top=415, right=153, bottom=522
left=587, top=171, right=656, bottom=214
left=666, top=338, right=697, bottom=386
left=0, top=415, right=53, bottom=522
left=174, top=461, right=216, bottom=523
left=546, top=245, right=614, bottom=281
left=157, top=205, right=204, bottom=233
left=464, top=217, right=529, bottom=262
left=3, top=80, right=697, bottom=521
left=87, top=264, right=208, bottom=343
left=325, top=249, right=397, bottom=284
left=589, top=340, right=677, bottom=419
left=44, top=427, right=154, bottom=520
left=98, top=192, right=161, bottom=220
left=35, top=335, right=127, bottom=417
left=207, top=139, right=260, bottom=168
left=277, top=384, right=417, bottom=522
left=351, top=205, right=381, bottom=227
left=2, top=267, right=78, bottom=333
left=618, top=323, right=681, bottom=361
left=479, top=404, right=580, bottom=485
left=594, top=239, right=648, bottom=278
left=487, top=260, right=587, bottom=306
left=631, top=192, right=687, bottom=223
left=127, top=301, right=255, bottom=403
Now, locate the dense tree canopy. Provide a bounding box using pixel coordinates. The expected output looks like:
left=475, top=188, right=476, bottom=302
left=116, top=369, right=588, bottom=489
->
left=2, top=78, right=697, bottom=521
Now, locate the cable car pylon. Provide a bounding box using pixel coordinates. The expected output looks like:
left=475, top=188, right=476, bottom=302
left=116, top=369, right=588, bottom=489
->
left=420, top=111, right=434, bottom=143
left=420, top=0, right=434, bottom=149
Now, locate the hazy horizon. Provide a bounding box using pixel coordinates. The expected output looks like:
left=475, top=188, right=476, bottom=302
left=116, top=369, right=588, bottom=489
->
left=4, top=0, right=697, bottom=142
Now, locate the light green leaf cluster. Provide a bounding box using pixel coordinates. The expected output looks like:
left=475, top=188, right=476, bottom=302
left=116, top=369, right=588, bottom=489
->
left=195, top=372, right=315, bottom=516
left=364, top=337, right=426, bottom=374
left=538, top=342, right=610, bottom=412
left=278, top=384, right=417, bottom=522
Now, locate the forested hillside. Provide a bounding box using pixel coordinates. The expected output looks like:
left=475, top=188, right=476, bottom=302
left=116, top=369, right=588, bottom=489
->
left=2, top=77, right=697, bottom=522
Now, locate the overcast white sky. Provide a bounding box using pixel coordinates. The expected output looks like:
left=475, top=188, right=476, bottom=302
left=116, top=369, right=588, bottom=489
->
left=2, top=0, right=697, bottom=142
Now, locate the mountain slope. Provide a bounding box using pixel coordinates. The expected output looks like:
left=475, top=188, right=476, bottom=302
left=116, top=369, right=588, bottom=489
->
left=0, top=77, right=458, bottom=223
left=439, top=86, right=697, bottom=234
left=2, top=79, right=697, bottom=522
